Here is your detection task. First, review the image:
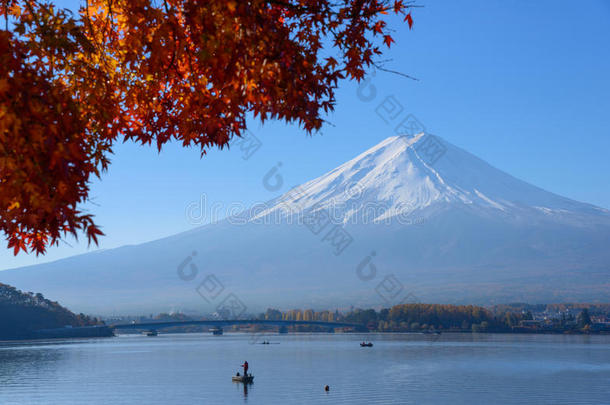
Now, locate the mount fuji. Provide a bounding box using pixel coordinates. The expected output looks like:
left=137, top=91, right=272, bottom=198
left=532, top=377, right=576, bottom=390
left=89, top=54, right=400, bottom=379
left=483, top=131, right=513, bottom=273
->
left=2, top=134, right=609, bottom=314
left=254, top=133, right=607, bottom=225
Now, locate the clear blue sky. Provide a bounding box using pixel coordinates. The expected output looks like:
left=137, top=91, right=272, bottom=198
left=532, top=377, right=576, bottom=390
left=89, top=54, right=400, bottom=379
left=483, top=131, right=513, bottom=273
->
left=2, top=0, right=609, bottom=269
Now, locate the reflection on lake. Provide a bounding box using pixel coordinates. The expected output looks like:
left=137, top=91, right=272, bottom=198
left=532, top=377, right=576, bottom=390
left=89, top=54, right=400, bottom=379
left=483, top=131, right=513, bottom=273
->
left=1, top=333, right=609, bottom=404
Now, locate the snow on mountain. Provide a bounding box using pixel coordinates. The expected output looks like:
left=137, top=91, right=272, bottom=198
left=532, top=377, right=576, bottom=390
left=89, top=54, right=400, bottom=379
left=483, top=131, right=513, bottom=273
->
left=253, top=133, right=607, bottom=225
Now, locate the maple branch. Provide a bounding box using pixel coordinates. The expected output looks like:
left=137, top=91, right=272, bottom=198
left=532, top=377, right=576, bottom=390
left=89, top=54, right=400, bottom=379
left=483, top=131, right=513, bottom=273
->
left=163, top=0, right=178, bottom=74
left=83, top=0, right=95, bottom=44
left=349, top=1, right=421, bottom=19
left=265, top=0, right=328, bottom=15
left=3, top=0, right=8, bottom=31
left=103, top=0, right=113, bottom=39
left=372, top=61, right=418, bottom=81
left=22, top=0, right=43, bottom=31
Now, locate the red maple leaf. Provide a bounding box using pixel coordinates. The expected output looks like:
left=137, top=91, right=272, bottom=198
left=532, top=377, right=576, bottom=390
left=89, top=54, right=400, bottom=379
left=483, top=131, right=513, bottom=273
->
left=405, top=13, right=413, bottom=29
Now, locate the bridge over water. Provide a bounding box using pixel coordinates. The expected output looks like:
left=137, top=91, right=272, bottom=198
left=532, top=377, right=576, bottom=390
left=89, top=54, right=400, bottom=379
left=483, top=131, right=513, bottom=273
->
left=110, top=319, right=362, bottom=334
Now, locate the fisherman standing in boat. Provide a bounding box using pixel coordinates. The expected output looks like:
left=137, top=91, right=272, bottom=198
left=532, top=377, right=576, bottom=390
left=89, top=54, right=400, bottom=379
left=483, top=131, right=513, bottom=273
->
left=233, top=361, right=254, bottom=383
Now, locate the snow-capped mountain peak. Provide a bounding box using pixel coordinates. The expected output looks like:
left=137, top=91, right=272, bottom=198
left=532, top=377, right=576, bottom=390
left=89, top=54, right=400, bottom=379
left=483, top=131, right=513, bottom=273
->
left=252, top=134, right=605, bottom=225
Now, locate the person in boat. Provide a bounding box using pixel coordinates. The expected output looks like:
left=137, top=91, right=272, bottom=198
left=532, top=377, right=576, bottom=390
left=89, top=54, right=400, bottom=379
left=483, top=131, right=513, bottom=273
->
left=242, top=361, right=249, bottom=376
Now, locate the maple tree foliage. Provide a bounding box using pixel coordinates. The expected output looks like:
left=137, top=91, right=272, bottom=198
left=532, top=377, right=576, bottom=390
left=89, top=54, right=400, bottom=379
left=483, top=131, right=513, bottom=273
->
left=0, top=0, right=414, bottom=255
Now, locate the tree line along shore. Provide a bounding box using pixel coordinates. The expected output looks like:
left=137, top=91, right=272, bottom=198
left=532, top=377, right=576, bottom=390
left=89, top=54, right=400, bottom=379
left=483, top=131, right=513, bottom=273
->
left=0, top=283, right=108, bottom=340
left=2, top=282, right=609, bottom=340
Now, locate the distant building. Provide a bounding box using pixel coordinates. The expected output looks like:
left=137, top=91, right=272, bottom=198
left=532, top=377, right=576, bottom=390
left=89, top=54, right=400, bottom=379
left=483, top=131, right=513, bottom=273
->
left=519, top=320, right=543, bottom=328
left=592, top=322, right=610, bottom=332
left=591, top=315, right=610, bottom=323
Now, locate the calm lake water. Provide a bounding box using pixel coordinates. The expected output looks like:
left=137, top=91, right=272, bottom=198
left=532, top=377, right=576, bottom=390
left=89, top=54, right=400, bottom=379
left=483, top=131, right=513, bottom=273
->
left=0, top=332, right=609, bottom=404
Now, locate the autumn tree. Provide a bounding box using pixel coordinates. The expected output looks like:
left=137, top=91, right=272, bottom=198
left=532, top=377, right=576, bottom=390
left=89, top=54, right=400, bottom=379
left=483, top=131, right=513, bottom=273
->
left=577, top=308, right=592, bottom=328
left=0, top=0, right=414, bottom=255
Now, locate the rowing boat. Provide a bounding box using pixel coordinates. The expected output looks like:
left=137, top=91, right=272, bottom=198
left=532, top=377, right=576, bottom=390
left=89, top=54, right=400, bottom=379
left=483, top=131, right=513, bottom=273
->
left=232, top=374, right=254, bottom=383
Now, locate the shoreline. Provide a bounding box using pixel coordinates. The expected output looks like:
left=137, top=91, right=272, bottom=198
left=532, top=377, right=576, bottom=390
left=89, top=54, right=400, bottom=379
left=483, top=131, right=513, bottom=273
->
left=3, top=328, right=608, bottom=343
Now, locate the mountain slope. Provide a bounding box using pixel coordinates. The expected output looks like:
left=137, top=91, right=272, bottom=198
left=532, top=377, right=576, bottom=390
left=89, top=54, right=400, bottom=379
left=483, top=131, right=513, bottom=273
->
left=1, top=134, right=609, bottom=314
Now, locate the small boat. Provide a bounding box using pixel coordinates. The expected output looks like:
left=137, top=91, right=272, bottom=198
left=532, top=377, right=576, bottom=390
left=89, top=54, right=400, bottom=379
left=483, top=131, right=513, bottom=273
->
left=144, top=330, right=158, bottom=336
left=360, top=342, right=373, bottom=347
left=232, top=374, right=254, bottom=383
left=210, top=327, right=223, bottom=335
